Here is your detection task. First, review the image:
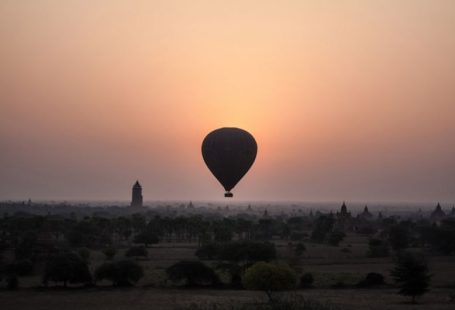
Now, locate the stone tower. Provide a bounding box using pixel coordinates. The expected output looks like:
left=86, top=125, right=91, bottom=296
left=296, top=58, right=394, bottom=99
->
left=131, top=181, right=143, bottom=208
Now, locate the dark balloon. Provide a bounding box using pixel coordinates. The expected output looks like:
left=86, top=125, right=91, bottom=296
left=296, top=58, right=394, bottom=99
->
left=202, top=127, right=257, bottom=197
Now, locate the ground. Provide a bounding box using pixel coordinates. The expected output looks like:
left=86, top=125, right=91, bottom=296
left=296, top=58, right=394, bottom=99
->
left=1, top=288, right=455, bottom=310
left=2, top=234, right=455, bottom=309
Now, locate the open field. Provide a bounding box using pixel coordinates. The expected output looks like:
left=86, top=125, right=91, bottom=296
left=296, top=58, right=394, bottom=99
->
left=1, top=287, right=455, bottom=310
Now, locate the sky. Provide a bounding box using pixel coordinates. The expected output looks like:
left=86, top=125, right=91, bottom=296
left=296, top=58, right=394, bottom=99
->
left=1, top=0, right=454, bottom=202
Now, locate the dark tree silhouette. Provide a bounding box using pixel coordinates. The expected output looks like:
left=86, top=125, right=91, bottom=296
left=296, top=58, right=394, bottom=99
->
left=166, top=261, right=219, bottom=287
left=134, top=231, right=159, bottom=247
left=95, top=259, right=143, bottom=286
left=388, top=223, right=411, bottom=252
left=391, top=251, right=431, bottom=303
left=43, top=252, right=91, bottom=287
left=327, top=230, right=346, bottom=246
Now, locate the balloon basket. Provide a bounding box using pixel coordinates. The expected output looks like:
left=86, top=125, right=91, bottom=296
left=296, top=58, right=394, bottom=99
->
left=224, top=192, right=233, bottom=198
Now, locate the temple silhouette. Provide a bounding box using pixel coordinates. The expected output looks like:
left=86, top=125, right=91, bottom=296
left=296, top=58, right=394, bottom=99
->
left=130, top=180, right=143, bottom=208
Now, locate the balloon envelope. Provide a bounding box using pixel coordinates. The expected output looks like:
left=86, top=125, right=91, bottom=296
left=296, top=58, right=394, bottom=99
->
left=201, top=127, right=257, bottom=197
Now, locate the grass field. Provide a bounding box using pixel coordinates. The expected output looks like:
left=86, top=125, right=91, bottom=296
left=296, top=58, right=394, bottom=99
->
left=3, top=234, right=455, bottom=309
left=1, top=288, right=455, bottom=310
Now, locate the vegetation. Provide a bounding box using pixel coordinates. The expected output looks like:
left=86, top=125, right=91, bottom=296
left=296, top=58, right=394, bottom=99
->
left=1, top=202, right=454, bottom=309
left=95, top=259, right=143, bottom=286
left=243, top=262, right=297, bottom=302
left=166, top=261, right=219, bottom=287
left=43, top=251, right=92, bottom=287
left=391, top=251, right=432, bottom=303
left=357, top=273, right=385, bottom=288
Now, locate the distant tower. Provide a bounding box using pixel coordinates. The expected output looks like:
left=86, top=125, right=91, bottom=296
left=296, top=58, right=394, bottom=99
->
left=131, top=181, right=143, bottom=208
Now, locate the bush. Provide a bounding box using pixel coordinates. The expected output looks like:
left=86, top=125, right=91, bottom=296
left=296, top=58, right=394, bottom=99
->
left=357, top=273, right=385, bottom=288
left=243, top=262, right=297, bottom=302
left=95, top=259, right=143, bottom=286
left=125, top=246, right=147, bottom=258
left=300, top=273, right=314, bottom=288
left=166, top=261, right=219, bottom=287
left=43, top=251, right=92, bottom=287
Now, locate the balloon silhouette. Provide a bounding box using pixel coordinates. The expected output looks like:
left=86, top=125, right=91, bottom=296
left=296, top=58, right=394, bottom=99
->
left=202, top=127, right=257, bottom=197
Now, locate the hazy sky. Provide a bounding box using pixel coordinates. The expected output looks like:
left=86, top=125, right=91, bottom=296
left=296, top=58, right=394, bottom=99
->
left=1, top=0, right=454, bottom=202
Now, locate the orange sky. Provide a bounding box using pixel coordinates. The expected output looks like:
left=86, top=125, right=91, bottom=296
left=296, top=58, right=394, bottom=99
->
left=1, top=0, right=454, bottom=202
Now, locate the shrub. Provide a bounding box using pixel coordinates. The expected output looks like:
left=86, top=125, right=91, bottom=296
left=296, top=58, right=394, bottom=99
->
left=357, top=273, right=385, bottom=288
left=300, top=273, right=314, bottom=288
left=95, top=259, right=143, bottom=286
left=166, top=261, right=219, bottom=287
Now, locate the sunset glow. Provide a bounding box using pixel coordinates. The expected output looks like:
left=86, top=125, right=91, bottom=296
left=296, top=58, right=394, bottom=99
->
left=1, top=0, right=454, bottom=201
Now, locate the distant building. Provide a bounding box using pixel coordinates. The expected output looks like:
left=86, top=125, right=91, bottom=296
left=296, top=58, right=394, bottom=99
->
left=130, top=181, right=143, bottom=208
left=337, top=202, right=351, bottom=219
left=359, top=205, right=373, bottom=220
left=431, top=203, right=445, bottom=219
left=335, top=202, right=353, bottom=231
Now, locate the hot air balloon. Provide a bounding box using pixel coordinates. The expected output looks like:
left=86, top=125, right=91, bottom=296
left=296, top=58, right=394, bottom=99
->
left=202, top=127, right=257, bottom=197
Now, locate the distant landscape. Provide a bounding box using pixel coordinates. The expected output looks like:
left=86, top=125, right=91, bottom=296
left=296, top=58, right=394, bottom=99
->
left=1, top=200, right=455, bottom=309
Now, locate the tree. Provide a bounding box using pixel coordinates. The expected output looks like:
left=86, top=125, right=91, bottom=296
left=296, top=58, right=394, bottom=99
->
left=134, top=231, right=159, bottom=247
left=166, top=261, right=219, bottom=287
left=311, top=215, right=335, bottom=243
left=243, top=262, right=297, bottom=303
left=388, top=224, right=410, bottom=252
left=327, top=231, right=346, bottom=246
left=95, top=260, right=143, bottom=286
left=43, top=252, right=92, bottom=287
left=390, top=251, right=431, bottom=303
